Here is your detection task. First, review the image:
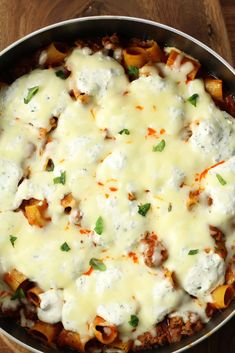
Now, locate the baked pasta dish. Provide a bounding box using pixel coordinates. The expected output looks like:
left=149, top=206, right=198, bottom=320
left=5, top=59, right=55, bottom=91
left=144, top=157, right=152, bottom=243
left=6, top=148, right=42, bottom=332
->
left=0, top=34, right=235, bottom=352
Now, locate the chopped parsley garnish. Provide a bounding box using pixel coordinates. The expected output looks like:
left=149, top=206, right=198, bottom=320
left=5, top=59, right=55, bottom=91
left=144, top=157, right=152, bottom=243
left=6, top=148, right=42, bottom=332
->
left=11, top=288, right=25, bottom=300
left=55, top=70, right=67, bottom=79
left=94, top=216, right=104, bottom=235
left=46, top=159, right=54, bottom=172
left=119, top=128, right=130, bottom=135
left=153, top=139, right=166, bottom=152
left=168, top=203, right=172, bottom=212
left=24, top=86, right=39, bottom=104
left=188, top=93, right=199, bottom=107
left=128, top=66, right=139, bottom=77
left=89, top=258, right=106, bottom=271
left=216, top=174, right=227, bottom=186
left=9, top=235, right=17, bottom=247
left=60, top=242, right=71, bottom=252
left=53, top=171, right=66, bottom=185
left=128, top=315, right=139, bottom=327
left=138, top=203, right=151, bottom=217
left=188, top=249, right=199, bottom=255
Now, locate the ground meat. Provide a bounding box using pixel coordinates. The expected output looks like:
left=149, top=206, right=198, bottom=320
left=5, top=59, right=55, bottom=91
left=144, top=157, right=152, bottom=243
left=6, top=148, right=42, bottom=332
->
left=133, top=321, right=167, bottom=351
left=205, top=303, right=216, bottom=318
left=225, top=264, right=235, bottom=285
left=140, top=231, right=168, bottom=268
left=102, top=34, right=120, bottom=50
left=133, top=317, right=203, bottom=351
left=224, top=95, right=235, bottom=118
left=166, top=317, right=184, bottom=343
left=209, top=225, right=227, bottom=259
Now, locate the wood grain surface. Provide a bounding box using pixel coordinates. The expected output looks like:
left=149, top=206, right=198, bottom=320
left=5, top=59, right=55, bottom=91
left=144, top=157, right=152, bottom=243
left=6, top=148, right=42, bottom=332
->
left=0, top=0, right=234, bottom=353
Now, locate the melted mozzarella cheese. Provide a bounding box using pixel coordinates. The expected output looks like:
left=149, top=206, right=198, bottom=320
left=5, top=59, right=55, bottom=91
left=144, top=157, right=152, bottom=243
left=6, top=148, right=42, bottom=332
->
left=1, top=69, right=70, bottom=129
left=0, top=47, right=234, bottom=341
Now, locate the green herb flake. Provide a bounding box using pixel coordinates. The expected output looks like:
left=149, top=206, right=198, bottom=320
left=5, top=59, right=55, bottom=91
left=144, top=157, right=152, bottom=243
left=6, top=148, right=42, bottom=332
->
left=46, top=159, right=54, bottom=172
left=153, top=139, right=165, bottom=152
left=168, top=203, right=172, bottom=212
left=128, top=315, right=139, bottom=327
left=53, top=171, right=66, bottom=185
left=9, top=235, right=17, bottom=247
left=128, top=66, right=139, bottom=77
left=11, top=288, right=26, bottom=300
left=138, top=203, right=151, bottom=217
left=60, top=242, right=71, bottom=252
left=188, top=249, right=199, bottom=255
left=216, top=174, right=227, bottom=186
left=188, top=93, right=199, bottom=107
left=55, top=70, right=67, bottom=79
left=94, top=216, right=104, bottom=235
left=24, top=86, right=39, bottom=104
left=89, top=258, right=106, bottom=271
left=119, top=129, right=130, bottom=135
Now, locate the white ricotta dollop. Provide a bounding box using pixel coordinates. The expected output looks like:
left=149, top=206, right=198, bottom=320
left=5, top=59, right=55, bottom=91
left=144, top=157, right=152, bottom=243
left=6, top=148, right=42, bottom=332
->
left=190, top=118, right=233, bottom=162
left=95, top=268, right=123, bottom=295
left=207, top=184, right=235, bottom=217
left=167, top=167, right=185, bottom=189
left=135, top=75, right=167, bottom=92
left=66, top=49, right=127, bottom=101
left=76, top=275, right=90, bottom=293
left=37, top=289, right=63, bottom=324
left=67, top=136, right=91, bottom=160
left=97, top=302, right=137, bottom=326
left=75, top=68, right=116, bottom=99
left=183, top=252, right=225, bottom=299
left=204, top=157, right=235, bottom=219
left=0, top=159, right=22, bottom=211
left=96, top=150, right=127, bottom=182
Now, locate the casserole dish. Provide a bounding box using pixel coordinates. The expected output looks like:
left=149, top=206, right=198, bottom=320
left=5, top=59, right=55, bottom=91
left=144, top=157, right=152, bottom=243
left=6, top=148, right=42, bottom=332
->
left=0, top=15, right=234, bottom=353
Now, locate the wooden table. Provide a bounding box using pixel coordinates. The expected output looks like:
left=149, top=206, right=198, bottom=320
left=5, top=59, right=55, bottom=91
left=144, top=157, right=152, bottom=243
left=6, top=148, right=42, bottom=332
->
left=0, top=0, right=234, bottom=352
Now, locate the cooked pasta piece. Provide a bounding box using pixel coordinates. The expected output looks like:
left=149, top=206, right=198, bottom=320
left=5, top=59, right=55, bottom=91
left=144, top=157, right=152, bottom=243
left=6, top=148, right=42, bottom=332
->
left=123, top=47, right=147, bottom=68
left=166, top=49, right=201, bottom=80
left=61, top=193, right=76, bottom=214
left=57, top=329, right=91, bottom=352
left=44, top=42, right=68, bottom=66
left=204, top=78, right=223, bottom=102
left=212, top=285, right=234, bottom=309
left=23, top=199, right=51, bottom=227
left=92, top=316, right=118, bottom=344
left=29, top=321, right=62, bottom=345
left=106, top=339, right=132, bottom=353
left=27, top=286, right=43, bottom=307
left=3, top=269, right=28, bottom=292
left=144, top=40, right=162, bottom=62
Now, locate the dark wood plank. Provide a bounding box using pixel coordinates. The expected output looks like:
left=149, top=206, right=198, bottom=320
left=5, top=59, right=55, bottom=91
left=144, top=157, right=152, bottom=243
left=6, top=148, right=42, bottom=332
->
left=220, top=0, right=235, bottom=64
left=0, top=1, right=234, bottom=353
left=0, top=0, right=233, bottom=64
